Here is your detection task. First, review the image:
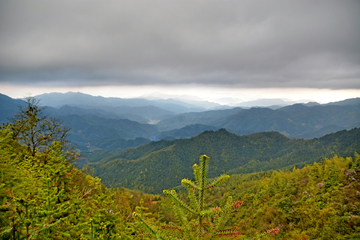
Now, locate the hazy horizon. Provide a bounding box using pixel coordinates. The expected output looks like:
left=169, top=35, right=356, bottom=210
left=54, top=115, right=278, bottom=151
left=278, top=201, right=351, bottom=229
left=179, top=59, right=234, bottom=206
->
left=2, top=89, right=358, bottom=107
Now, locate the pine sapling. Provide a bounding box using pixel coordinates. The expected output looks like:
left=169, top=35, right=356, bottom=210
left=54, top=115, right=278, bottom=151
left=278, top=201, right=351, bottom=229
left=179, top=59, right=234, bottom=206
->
left=134, top=155, right=241, bottom=240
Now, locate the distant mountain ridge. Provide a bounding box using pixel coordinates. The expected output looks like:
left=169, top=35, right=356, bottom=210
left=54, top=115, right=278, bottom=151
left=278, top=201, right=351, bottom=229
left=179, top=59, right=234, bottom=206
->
left=34, top=92, right=207, bottom=113
left=1, top=92, right=360, bottom=154
left=157, top=103, right=360, bottom=139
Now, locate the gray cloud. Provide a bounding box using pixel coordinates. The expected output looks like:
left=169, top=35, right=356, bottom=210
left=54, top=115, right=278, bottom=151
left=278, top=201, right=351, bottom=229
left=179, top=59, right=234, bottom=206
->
left=0, top=0, right=359, bottom=89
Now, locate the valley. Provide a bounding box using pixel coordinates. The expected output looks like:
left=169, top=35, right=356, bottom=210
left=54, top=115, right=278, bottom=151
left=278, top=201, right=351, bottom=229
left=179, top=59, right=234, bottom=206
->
left=1, top=91, right=360, bottom=239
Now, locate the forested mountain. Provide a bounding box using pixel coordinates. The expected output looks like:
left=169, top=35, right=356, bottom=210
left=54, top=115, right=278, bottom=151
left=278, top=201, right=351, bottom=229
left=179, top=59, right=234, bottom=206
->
left=44, top=105, right=152, bottom=123
left=214, top=104, right=360, bottom=138
left=59, top=115, right=159, bottom=150
left=156, top=100, right=360, bottom=139
left=1, top=93, right=360, bottom=154
left=150, top=124, right=220, bottom=141
left=2, top=94, right=360, bottom=239
left=90, top=128, right=360, bottom=193
left=155, top=107, right=243, bottom=131
left=3, top=118, right=359, bottom=238
left=196, top=154, right=360, bottom=239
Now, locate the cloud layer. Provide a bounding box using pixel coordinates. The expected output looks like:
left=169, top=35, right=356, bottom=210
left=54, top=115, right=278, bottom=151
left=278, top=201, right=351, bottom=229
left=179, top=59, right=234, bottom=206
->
left=0, top=0, right=359, bottom=89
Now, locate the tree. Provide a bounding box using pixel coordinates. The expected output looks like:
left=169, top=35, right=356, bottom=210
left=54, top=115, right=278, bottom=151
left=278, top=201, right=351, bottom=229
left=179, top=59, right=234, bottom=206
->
left=2, top=97, right=77, bottom=163
left=134, top=155, right=242, bottom=239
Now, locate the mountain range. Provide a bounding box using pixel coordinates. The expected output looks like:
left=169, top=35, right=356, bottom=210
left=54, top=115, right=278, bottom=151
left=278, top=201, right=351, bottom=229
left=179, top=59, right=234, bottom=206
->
left=91, top=128, right=360, bottom=193
left=0, top=92, right=359, bottom=153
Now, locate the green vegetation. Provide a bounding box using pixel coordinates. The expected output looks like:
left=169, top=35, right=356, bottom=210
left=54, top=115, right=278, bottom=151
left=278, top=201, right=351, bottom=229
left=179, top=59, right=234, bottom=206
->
left=150, top=124, right=220, bottom=141
left=0, top=105, right=159, bottom=239
left=1, top=96, right=360, bottom=239
left=91, top=128, right=360, bottom=193
left=135, top=155, right=240, bottom=239
left=214, top=154, right=360, bottom=239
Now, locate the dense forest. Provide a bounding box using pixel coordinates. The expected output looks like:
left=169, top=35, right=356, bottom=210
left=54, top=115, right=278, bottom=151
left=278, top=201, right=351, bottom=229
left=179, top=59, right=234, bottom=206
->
left=1, top=98, right=360, bottom=239
left=91, top=128, right=360, bottom=193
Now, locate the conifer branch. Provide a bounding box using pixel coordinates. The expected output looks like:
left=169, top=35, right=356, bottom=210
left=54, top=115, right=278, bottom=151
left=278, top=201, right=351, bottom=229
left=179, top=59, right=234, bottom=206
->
left=163, top=190, right=197, bottom=215
left=188, top=186, right=200, bottom=212
left=181, top=179, right=200, bottom=190
left=171, top=202, right=193, bottom=239
left=134, top=154, right=237, bottom=239
left=133, top=212, right=170, bottom=240
left=171, top=200, right=187, bottom=226
left=193, top=164, right=201, bottom=186
left=206, top=174, right=230, bottom=189
left=208, top=196, right=233, bottom=239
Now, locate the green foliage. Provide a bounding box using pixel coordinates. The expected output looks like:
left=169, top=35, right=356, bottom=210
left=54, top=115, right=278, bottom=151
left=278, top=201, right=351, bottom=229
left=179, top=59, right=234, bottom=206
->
left=1, top=99, right=360, bottom=239
left=0, top=125, right=162, bottom=239
left=92, top=128, right=360, bottom=193
left=0, top=102, right=161, bottom=239
left=134, top=155, right=241, bottom=240
left=207, top=154, right=360, bottom=239
left=1, top=97, right=77, bottom=163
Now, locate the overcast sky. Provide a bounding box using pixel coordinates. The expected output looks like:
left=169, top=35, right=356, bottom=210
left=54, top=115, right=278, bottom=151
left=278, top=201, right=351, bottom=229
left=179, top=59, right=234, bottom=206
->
left=0, top=0, right=359, bottom=104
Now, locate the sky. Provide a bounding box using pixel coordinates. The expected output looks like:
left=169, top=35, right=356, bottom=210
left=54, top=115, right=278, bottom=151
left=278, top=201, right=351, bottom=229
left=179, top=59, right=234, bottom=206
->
left=0, top=0, right=359, bottom=105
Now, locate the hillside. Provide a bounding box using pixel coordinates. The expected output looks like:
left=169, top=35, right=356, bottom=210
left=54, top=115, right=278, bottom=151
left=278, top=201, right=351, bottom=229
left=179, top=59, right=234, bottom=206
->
left=2, top=93, right=360, bottom=158
left=60, top=115, right=159, bottom=150
left=215, top=104, right=360, bottom=138
left=156, top=102, right=360, bottom=139
left=156, top=107, right=243, bottom=131
left=192, top=154, right=360, bottom=239
left=91, top=128, right=360, bottom=193
left=0, top=93, right=26, bottom=123
left=149, top=124, right=220, bottom=141
left=44, top=105, right=150, bottom=123
left=2, top=94, right=360, bottom=239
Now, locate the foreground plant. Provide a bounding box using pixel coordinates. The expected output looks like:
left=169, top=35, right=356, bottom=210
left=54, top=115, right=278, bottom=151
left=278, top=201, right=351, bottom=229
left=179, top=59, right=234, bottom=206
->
left=134, top=155, right=241, bottom=240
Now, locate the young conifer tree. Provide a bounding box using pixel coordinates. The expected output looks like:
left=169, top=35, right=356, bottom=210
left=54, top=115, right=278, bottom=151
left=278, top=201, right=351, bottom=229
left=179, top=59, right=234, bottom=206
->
left=134, top=155, right=242, bottom=240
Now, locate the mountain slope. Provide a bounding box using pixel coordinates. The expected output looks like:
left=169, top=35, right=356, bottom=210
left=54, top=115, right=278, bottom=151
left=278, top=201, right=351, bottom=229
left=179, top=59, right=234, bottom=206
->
left=0, top=93, right=26, bottom=123
left=91, top=128, right=360, bottom=193
left=216, top=104, right=360, bottom=138
left=44, top=105, right=149, bottom=123
left=59, top=115, right=159, bottom=150
left=156, top=107, right=243, bottom=131
left=149, top=124, right=220, bottom=141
